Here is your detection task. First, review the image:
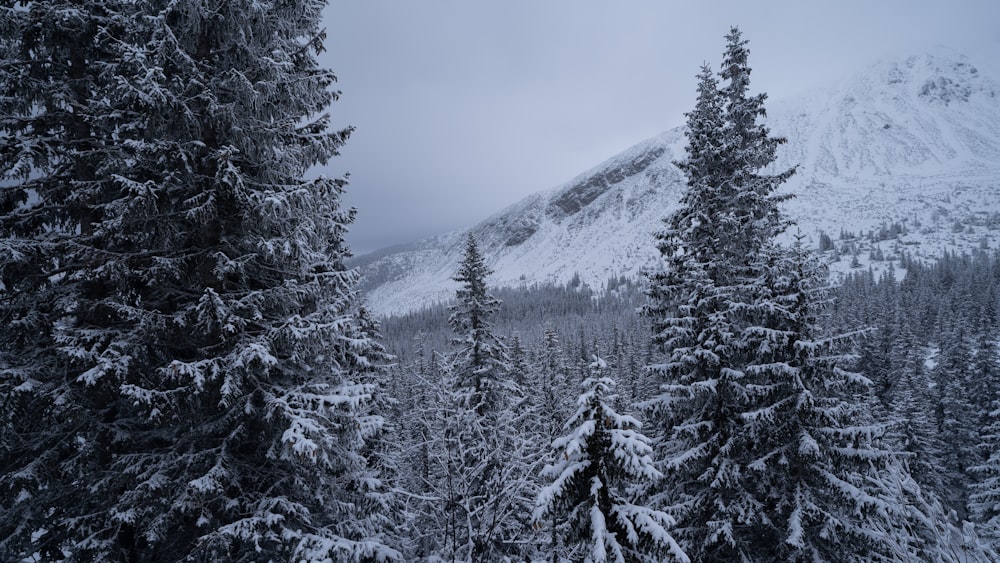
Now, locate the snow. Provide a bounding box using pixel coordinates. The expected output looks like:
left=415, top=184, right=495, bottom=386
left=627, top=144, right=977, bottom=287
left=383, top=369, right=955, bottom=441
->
left=360, top=48, right=1000, bottom=317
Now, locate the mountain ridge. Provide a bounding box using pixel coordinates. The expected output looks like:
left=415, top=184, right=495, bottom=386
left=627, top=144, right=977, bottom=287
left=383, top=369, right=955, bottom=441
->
left=357, top=49, right=1000, bottom=316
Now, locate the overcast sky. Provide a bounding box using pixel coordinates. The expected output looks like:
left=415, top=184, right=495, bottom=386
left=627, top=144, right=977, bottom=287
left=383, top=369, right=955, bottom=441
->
left=318, top=1, right=1000, bottom=254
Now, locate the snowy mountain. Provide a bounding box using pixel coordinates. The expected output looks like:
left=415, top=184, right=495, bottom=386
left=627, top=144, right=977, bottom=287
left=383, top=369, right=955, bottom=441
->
left=356, top=49, right=1000, bottom=316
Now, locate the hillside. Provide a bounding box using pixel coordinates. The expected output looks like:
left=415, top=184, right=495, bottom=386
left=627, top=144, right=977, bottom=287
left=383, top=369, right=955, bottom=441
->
left=356, top=49, right=1000, bottom=316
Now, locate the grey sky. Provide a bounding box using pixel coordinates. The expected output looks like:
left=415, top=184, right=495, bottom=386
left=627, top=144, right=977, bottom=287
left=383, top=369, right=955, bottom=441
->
left=318, top=1, right=1000, bottom=254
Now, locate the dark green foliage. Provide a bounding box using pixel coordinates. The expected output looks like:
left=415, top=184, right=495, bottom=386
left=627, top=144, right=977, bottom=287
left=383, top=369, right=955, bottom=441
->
left=448, top=234, right=513, bottom=415
left=375, top=245, right=1000, bottom=559
left=399, top=235, right=540, bottom=561
left=0, top=0, right=396, bottom=559
left=640, top=27, right=964, bottom=561
left=834, top=249, right=1000, bottom=539
left=641, top=27, right=799, bottom=559
left=819, top=231, right=835, bottom=252
left=533, top=358, right=688, bottom=562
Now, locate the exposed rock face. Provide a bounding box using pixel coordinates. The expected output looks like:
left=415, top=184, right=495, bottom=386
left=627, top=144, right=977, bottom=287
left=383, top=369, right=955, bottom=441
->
left=547, top=146, right=668, bottom=219
left=357, top=50, right=1000, bottom=316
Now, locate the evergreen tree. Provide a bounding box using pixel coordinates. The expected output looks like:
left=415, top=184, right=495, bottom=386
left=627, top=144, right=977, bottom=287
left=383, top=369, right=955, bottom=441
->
left=641, top=28, right=956, bottom=561
left=0, top=0, right=136, bottom=556
left=742, top=238, right=948, bottom=561
left=0, top=0, right=397, bottom=559
left=970, top=398, right=1000, bottom=550
left=535, top=325, right=576, bottom=559
left=969, top=321, right=1000, bottom=545
left=892, top=340, right=947, bottom=498
left=449, top=234, right=515, bottom=417
left=971, top=319, right=1000, bottom=431
left=640, top=27, right=794, bottom=559
left=419, top=234, right=538, bottom=560
left=539, top=325, right=574, bottom=442
left=535, top=326, right=573, bottom=563
left=509, top=332, right=532, bottom=389
left=350, top=307, right=406, bottom=554
left=933, top=325, right=978, bottom=518
left=534, top=356, right=688, bottom=563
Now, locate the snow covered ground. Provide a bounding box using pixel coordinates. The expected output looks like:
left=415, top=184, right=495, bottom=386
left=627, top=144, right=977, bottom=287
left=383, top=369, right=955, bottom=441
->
left=356, top=48, right=1000, bottom=316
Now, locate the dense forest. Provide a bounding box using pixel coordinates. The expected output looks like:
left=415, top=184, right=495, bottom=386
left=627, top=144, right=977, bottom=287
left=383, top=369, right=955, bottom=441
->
left=1, top=0, right=998, bottom=559
left=366, top=29, right=1000, bottom=562
left=378, top=247, right=1000, bottom=560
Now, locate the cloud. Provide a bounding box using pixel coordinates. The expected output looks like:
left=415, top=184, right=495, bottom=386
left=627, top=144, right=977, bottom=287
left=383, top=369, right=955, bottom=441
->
left=318, top=0, right=1000, bottom=254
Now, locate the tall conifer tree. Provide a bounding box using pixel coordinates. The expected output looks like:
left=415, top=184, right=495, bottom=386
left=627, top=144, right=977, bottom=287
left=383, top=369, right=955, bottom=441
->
left=0, top=0, right=397, bottom=559
left=0, top=0, right=136, bottom=556
left=641, top=28, right=794, bottom=559
left=418, top=234, right=537, bottom=560
left=933, top=325, right=978, bottom=517
left=971, top=395, right=1000, bottom=550
left=642, top=27, right=960, bottom=561
left=535, top=356, right=688, bottom=563
left=448, top=234, right=514, bottom=416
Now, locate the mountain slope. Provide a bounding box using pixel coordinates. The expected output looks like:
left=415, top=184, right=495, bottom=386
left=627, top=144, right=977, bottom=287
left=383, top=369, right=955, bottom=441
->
left=357, top=50, right=1000, bottom=316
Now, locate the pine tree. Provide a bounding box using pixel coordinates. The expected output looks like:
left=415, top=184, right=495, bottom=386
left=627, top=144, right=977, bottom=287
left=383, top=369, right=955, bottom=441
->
left=969, top=322, right=1000, bottom=546
left=0, top=0, right=397, bottom=559
left=539, top=325, right=574, bottom=442
left=968, top=396, right=1000, bottom=551
left=892, top=338, right=947, bottom=498
left=419, top=234, right=539, bottom=560
left=970, top=399, right=1000, bottom=550
left=641, top=28, right=959, bottom=561
left=933, top=325, right=978, bottom=518
left=349, top=306, right=406, bottom=554
left=534, top=356, right=688, bottom=563
left=1, top=0, right=137, bottom=556
left=449, top=234, right=515, bottom=417
left=740, top=237, right=953, bottom=561
left=535, top=325, right=576, bottom=559
left=640, top=27, right=794, bottom=559
left=509, top=332, right=532, bottom=389
left=971, top=320, right=1000, bottom=426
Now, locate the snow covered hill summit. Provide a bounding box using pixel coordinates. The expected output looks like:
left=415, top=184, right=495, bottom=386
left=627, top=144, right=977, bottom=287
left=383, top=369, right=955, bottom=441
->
left=356, top=49, right=1000, bottom=316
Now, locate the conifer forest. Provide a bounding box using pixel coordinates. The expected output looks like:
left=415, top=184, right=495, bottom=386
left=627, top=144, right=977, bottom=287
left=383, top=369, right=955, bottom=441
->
left=1, top=1, right=999, bottom=561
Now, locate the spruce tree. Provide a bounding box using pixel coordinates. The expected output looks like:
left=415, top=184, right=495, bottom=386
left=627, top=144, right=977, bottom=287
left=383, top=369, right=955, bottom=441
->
left=449, top=234, right=515, bottom=417
left=969, top=321, right=1000, bottom=545
left=971, top=320, right=1000, bottom=427
left=0, top=0, right=136, bottom=556
left=534, top=356, right=688, bottom=563
left=0, top=0, right=397, bottom=559
left=539, top=325, right=573, bottom=443
left=420, top=234, right=538, bottom=560
left=970, top=399, right=1000, bottom=550
left=740, top=238, right=955, bottom=561
left=641, top=28, right=794, bottom=559
left=933, top=325, right=978, bottom=518
left=642, top=28, right=958, bottom=561
left=892, top=338, right=947, bottom=498
left=534, top=325, right=574, bottom=560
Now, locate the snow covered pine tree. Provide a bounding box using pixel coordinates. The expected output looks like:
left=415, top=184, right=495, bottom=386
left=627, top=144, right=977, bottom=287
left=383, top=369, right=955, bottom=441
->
left=425, top=233, right=539, bottom=560
left=641, top=27, right=796, bottom=560
left=1, top=0, right=138, bottom=557
left=534, top=356, right=687, bottom=563
left=970, top=326, right=1000, bottom=551
left=642, top=27, right=976, bottom=561
left=0, top=0, right=397, bottom=560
